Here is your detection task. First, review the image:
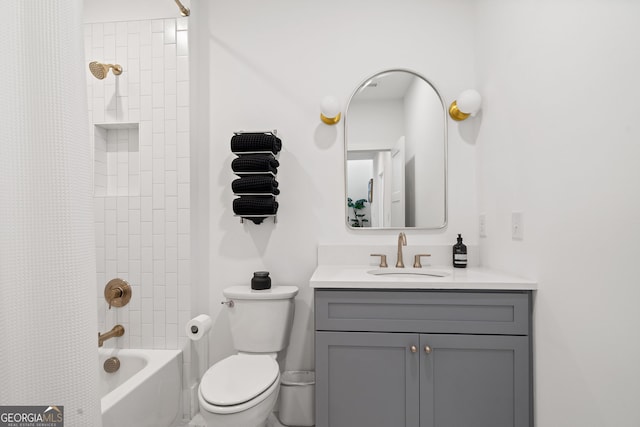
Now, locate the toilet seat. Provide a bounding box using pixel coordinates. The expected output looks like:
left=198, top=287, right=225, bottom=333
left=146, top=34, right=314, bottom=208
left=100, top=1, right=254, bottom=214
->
left=200, top=354, right=279, bottom=408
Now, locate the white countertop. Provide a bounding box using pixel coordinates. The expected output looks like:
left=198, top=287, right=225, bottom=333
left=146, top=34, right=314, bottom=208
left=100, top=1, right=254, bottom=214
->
left=310, top=265, right=537, bottom=291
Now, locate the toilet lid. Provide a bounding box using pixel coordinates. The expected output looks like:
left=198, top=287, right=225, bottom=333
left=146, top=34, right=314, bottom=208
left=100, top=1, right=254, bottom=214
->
left=200, top=354, right=279, bottom=406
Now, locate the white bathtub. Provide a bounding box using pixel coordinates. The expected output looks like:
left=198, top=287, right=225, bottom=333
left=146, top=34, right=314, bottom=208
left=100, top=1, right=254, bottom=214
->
left=99, top=348, right=182, bottom=427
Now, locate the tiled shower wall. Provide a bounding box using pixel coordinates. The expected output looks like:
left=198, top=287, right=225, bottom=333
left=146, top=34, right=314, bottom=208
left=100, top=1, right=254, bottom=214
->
left=85, top=18, right=191, bottom=352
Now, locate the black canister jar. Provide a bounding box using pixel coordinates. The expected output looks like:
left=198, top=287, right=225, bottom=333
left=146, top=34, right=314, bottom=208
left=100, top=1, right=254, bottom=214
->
left=251, top=271, right=272, bottom=290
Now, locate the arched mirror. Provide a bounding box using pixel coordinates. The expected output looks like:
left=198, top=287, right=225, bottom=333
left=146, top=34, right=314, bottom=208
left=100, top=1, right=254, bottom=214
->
left=345, top=69, right=447, bottom=229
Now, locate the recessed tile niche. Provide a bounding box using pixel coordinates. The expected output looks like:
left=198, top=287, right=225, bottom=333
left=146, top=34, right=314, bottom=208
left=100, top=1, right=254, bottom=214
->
left=94, top=122, right=140, bottom=196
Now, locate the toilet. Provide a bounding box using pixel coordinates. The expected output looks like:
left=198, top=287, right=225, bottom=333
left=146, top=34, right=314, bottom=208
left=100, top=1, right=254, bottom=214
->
left=198, top=285, right=299, bottom=427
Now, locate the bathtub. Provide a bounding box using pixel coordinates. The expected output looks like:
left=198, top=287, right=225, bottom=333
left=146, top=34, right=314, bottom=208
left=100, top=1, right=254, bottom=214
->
left=99, top=348, right=182, bottom=427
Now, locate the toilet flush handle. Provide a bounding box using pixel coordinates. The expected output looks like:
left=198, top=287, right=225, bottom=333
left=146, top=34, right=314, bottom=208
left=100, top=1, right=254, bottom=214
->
left=221, top=300, right=235, bottom=308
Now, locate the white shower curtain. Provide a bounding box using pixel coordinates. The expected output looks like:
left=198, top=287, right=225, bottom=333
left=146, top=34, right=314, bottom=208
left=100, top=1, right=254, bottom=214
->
left=0, top=1, right=101, bottom=426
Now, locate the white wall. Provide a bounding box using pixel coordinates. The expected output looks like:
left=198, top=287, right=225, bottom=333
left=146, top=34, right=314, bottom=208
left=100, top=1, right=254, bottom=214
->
left=84, top=0, right=180, bottom=23
left=190, top=0, right=479, bottom=372
left=475, top=1, right=640, bottom=425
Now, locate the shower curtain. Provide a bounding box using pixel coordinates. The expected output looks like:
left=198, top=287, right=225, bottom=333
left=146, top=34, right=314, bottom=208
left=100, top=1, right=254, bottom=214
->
left=0, top=1, right=101, bottom=426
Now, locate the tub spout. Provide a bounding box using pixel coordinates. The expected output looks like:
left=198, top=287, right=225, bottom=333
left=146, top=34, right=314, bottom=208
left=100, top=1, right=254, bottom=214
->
left=99, top=324, right=125, bottom=347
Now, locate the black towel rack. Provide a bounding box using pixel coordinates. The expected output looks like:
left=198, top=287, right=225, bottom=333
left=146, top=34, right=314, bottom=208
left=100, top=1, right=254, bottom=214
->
left=231, top=130, right=280, bottom=224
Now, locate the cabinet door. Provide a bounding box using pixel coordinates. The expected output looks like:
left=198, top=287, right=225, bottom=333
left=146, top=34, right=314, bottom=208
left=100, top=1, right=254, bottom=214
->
left=316, top=331, right=420, bottom=427
left=419, top=334, right=530, bottom=427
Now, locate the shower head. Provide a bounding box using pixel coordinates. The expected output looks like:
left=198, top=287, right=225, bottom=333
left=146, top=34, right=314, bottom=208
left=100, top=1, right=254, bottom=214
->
left=88, top=61, right=123, bottom=80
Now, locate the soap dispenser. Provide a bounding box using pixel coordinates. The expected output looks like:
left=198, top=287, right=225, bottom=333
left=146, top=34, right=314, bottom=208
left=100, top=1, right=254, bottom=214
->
left=452, top=234, right=467, bottom=268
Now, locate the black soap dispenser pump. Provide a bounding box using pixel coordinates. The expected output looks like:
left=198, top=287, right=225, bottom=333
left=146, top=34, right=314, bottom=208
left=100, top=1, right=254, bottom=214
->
left=453, top=234, right=467, bottom=268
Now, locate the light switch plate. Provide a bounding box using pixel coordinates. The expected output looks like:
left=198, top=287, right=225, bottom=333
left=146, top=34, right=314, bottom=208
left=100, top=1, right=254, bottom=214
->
left=479, top=214, right=487, bottom=237
left=512, top=212, right=524, bottom=240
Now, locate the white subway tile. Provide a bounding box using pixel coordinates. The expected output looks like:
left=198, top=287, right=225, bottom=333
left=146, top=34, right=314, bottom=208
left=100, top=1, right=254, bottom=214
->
left=115, top=22, right=127, bottom=45
left=139, top=20, right=152, bottom=44
left=164, top=120, right=177, bottom=146
left=165, top=171, right=177, bottom=196
left=166, top=274, right=178, bottom=298
left=176, top=30, right=188, bottom=56
left=141, top=273, right=154, bottom=296
left=165, top=154, right=177, bottom=173
left=166, top=299, right=178, bottom=323
left=177, top=56, right=189, bottom=82
left=141, top=327, right=154, bottom=349
left=141, top=247, right=153, bottom=273
left=152, top=108, right=165, bottom=133
left=177, top=158, right=190, bottom=183
left=152, top=57, right=165, bottom=83
left=153, top=235, right=166, bottom=259
left=176, top=18, right=188, bottom=31
left=117, top=222, right=129, bottom=246
left=92, top=23, right=104, bottom=47
left=117, top=249, right=129, bottom=273
left=153, top=210, right=166, bottom=234
left=177, top=132, right=189, bottom=158
left=105, top=237, right=117, bottom=260
left=140, top=95, right=152, bottom=120
left=177, top=82, right=189, bottom=107
left=165, top=69, right=177, bottom=96
left=177, top=209, right=190, bottom=234
left=153, top=262, right=166, bottom=286
left=178, top=260, right=190, bottom=285
left=140, top=197, right=153, bottom=222
left=166, top=247, right=178, bottom=273
left=127, top=34, right=140, bottom=58
left=165, top=197, right=178, bottom=222
left=178, top=234, right=190, bottom=260
left=177, top=183, right=190, bottom=208
left=164, top=19, right=176, bottom=44
left=152, top=32, right=164, bottom=57
left=153, top=162, right=166, bottom=184
left=164, top=44, right=177, bottom=70
left=177, top=107, right=189, bottom=132
left=104, top=34, right=116, bottom=60
left=140, top=171, right=153, bottom=196
left=165, top=324, right=178, bottom=349
left=153, top=185, right=166, bottom=208
left=151, top=19, right=164, bottom=33
left=152, top=82, right=164, bottom=108
left=153, top=286, right=166, bottom=310
left=178, top=286, right=190, bottom=311
left=129, top=234, right=141, bottom=259
left=165, top=95, right=177, bottom=120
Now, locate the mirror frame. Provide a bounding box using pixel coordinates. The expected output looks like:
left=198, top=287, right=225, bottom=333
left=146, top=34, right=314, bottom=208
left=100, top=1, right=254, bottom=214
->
left=344, top=68, right=448, bottom=230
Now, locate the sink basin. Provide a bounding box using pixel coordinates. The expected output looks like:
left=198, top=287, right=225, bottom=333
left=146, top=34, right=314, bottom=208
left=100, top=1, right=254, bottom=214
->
left=367, top=268, right=449, bottom=278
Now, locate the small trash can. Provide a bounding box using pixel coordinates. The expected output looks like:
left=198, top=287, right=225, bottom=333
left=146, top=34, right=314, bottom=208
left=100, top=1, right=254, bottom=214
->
left=278, top=370, right=315, bottom=426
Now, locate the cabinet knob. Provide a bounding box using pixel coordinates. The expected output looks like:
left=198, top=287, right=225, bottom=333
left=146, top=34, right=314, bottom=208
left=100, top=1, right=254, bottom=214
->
left=424, top=345, right=432, bottom=354
left=410, top=345, right=418, bottom=353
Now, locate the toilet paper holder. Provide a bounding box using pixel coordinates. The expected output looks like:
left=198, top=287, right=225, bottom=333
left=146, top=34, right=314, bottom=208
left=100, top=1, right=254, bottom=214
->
left=104, top=278, right=132, bottom=309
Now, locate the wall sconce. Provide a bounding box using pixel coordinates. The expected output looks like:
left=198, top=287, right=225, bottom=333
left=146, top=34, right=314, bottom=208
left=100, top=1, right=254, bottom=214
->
left=320, top=96, right=341, bottom=125
left=449, top=89, right=482, bottom=121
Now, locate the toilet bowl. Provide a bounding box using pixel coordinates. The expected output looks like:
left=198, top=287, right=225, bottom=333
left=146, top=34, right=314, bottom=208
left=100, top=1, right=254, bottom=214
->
left=198, top=285, right=298, bottom=427
left=198, top=354, right=280, bottom=427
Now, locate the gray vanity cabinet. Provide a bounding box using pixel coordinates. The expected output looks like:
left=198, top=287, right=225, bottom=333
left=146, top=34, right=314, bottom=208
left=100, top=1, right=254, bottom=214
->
left=314, top=289, right=532, bottom=427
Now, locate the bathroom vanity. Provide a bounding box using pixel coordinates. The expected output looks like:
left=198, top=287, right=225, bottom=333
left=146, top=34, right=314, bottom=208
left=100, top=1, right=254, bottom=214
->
left=310, top=260, right=536, bottom=427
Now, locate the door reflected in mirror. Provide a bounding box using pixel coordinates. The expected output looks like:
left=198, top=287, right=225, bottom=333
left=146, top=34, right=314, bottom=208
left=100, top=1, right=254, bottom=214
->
left=345, top=69, right=447, bottom=229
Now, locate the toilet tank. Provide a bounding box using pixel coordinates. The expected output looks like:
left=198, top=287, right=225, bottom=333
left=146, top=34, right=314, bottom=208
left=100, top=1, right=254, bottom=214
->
left=222, top=285, right=299, bottom=353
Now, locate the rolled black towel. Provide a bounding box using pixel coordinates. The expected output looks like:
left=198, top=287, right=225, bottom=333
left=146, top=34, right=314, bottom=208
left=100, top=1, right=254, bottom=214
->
left=231, top=154, right=279, bottom=174
left=233, top=197, right=279, bottom=215
left=232, top=176, right=280, bottom=195
left=231, top=133, right=282, bottom=154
